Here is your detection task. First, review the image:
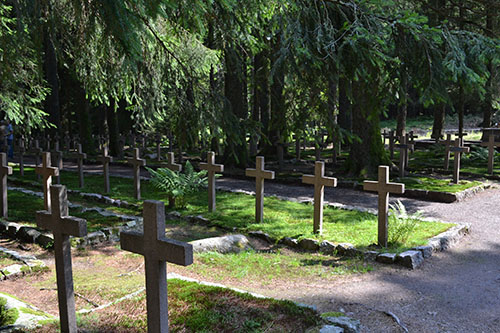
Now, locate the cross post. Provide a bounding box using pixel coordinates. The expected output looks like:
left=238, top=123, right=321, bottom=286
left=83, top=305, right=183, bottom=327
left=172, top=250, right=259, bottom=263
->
left=120, top=200, right=193, bottom=333
left=396, top=135, right=414, bottom=178
left=408, top=131, right=418, bottom=153
left=52, top=141, right=63, bottom=184
left=127, top=148, right=146, bottom=200
left=199, top=151, right=224, bottom=212
left=70, top=144, right=86, bottom=188
left=450, top=139, right=470, bottom=184
left=18, top=137, right=25, bottom=176
left=163, top=152, right=182, bottom=208
left=245, top=156, right=275, bottom=223
left=36, top=185, right=87, bottom=333
left=364, top=166, right=405, bottom=247
left=35, top=152, right=59, bottom=210
left=97, top=146, right=113, bottom=193
left=0, top=153, right=12, bottom=218
left=440, top=133, right=453, bottom=170
left=388, top=130, right=395, bottom=159
left=302, top=161, right=337, bottom=234
left=480, top=134, right=500, bottom=175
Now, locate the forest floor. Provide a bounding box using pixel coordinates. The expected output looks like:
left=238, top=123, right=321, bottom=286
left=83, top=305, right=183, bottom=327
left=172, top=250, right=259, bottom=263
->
left=12, top=158, right=500, bottom=332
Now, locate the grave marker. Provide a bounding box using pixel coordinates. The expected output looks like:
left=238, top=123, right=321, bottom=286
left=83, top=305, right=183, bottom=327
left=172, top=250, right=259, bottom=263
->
left=396, top=135, right=413, bottom=178
left=245, top=156, right=275, bottom=223
left=52, top=141, right=63, bottom=184
left=363, top=166, right=405, bottom=247
left=164, top=152, right=182, bottom=208
left=71, top=144, right=86, bottom=188
left=408, top=131, right=418, bottom=153
left=18, top=137, right=25, bottom=176
left=97, top=146, right=113, bottom=193
left=450, top=139, right=470, bottom=184
left=440, top=133, right=453, bottom=170
left=127, top=148, right=146, bottom=200
left=35, top=152, right=59, bottom=210
left=200, top=151, right=224, bottom=212
left=36, top=185, right=87, bottom=333
left=480, top=134, right=500, bottom=175
left=302, top=161, right=337, bottom=234
left=0, top=153, right=12, bottom=218
left=389, top=130, right=395, bottom=159
left=120, top=200, right=193, bottom=333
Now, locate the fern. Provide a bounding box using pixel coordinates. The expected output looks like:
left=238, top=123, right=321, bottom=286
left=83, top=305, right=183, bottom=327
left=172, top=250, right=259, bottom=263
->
left=388, top=200, right=423, bottom=246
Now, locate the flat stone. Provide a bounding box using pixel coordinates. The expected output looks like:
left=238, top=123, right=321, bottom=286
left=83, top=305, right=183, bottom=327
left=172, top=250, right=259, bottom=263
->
left=413, top=245, right=433, bottom=258
left=17, top=227, right=42, bottom=243
left=7, top=223, right=22, bottom=238
left=336, top=243, right=356, bottom=256
left=324, top=316, right=361, bottom=333
left=320, top=325, right=344, bottom=333
left=299, top=238, right=320, bottom=251
left=248, top=231, right=274, bottom=244
left=79, top=231, right=107, bottom=246
left=320, top=240, right=337, bottom=254
left=1, top=264, right=23, bottom=277
left=0, top=292, right=53, bottom=329
left=36, top=233, right=54, bottom=248
left=190, top=234, right=250, bottom=254
left=278, top=237, right=299, bottom=248
left=363, top=251, right=379, bottom=260
left=166, top=211, right=182, bottom=219
left=376, top=253, right=396, bottom=264
left=396, top=250, right=424, bottom=269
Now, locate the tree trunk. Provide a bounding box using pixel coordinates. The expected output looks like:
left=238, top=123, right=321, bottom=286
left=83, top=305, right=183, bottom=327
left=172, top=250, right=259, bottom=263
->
left=107, top=104, right=120, bottom=156
left=396, top=68, right=408, bottom=137
left=431, top=105, right=446, bottom=141
left=268, top=36, right=286, bottom=152
left=482, top=5, right=495, bottom=131
left=251, top=50, right=270, bottom=154
left=43, top=34, right=61, bottom=134
left=338, top=75, right=352, bottom=145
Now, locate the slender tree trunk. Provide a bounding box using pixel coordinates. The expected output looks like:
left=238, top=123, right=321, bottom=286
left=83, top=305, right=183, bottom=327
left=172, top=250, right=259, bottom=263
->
left=458, top=85, right=464, bottom=137
left=268, top=36, right=286, bottom=152
left=107, top=104, right=119, bottom=156
left=338, top=76, right=352, bottom=135
left=43, top=34, right=61, bottom=134
left=396, top=68, right=408, bottom=137
left=482, top=6, right=495, bottom=131
left=251, top=50, right=270, bottom=154
left=431, top=105, right=446, bottom=141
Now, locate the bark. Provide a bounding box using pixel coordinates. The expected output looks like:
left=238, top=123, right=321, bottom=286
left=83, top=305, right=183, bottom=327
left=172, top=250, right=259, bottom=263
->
left=431, top=105, right=446, bottom=141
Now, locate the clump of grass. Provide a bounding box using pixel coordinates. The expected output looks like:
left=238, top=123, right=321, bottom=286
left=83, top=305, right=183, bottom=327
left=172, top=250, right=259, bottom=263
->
left=388, top=200, right=423, bottom=246
left=0, top=297, right=19, bottom=326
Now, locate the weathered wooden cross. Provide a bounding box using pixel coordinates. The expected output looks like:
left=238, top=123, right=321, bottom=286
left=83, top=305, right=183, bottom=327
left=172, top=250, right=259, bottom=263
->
left=363, top=166, right=405, bottom=247
left=120, top=200, right=193, bottom=333
left=440, top=133, right=453, bottom=170
left=450, top=138, right=470, bottom=184
left=97, top=146, right=113, bottom=193
left=245, top=156, right=275, bottom=223
left=163, top=152, right=182, bottom=208
left=302, top=161, right=337, bottom=234
left=408, top=131, right=418, bottom=153
left=480, top=134, right=500, bottom=175
left=127, top=148, right=146, bottom=200
left=396, top=135, right=414, bottom=178
left=199, top=151, right=224, bottom=212
left=36, top=185, right=87, bottom=333
left=71, top=144, right=86, bottom=188
left=36, top=152, right=59, bottom=210
left=52, top=141, right=63, bottom=184
left=18, top=137, right=25, bottom=176
left=0, top=153, right=12, bottom=219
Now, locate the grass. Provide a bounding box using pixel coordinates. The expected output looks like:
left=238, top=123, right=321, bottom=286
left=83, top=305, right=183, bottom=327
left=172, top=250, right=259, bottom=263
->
left=0, top=253, right=18, bottom=268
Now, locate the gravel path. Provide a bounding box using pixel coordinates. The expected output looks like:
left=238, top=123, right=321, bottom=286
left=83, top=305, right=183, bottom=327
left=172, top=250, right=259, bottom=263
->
left=22, top=160, right=500, bottom=332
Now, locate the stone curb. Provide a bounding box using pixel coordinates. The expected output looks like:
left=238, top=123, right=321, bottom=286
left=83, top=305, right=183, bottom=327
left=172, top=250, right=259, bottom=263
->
left=0, top=246, right=47, bottom=280
left=0, top=292, right=53, bottom=331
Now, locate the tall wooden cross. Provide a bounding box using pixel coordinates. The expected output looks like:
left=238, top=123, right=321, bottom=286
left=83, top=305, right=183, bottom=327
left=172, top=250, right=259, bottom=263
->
left=164, top=152, right=182, bottom=208
left=97, top=146, right=113, bottom=193
left=302, top=161, right=337, bottom=234
left=245, top=156, right=275, bottom=223
left=480, top=134, right=500, bottom=175
left=120, top=200, right=193, bottom=333
left=396, top=135, right=414, bottom=178
left=199, top=151, right=224, bottom=212
left=408, top=131, right=418, bottom=153
left=71, top=144, right=86, bottom=188
left=441, top=133, right=453, bottom=170
left=18, top=137, right=25, bottom=176
left=127, top=148, right=146, bottom=200
left=450, top=139, right=470, bottom=184
left=0, top=153, right=12, bottom=219
left=52, top=141, right=63, bottom=184
left=45, top=134, right=52, bottom=151
left=36, top=152, right=59, bottom=210
left=36, top=185, right=87, bottom=333
left=364, top=166, right=405, bottom=247
left=388, top=130, right=395, bottom=159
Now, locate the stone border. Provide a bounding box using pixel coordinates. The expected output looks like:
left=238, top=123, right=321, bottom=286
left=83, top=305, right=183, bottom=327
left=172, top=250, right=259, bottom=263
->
left=0, top=246, right=46, bottom=280
left=0, top=292, right=53, bottom=331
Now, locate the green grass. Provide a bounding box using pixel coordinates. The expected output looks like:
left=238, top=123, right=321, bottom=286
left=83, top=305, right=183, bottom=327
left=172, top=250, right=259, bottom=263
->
left=0, top=254, right=18, bottom=268
left=0, top=296, right=19, bottom=326
left=396, top=177, right=482, bottom=193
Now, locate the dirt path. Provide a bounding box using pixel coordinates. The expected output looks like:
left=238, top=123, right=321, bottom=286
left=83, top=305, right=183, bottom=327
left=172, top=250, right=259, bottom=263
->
left=19, top=159, right=500, bottom=332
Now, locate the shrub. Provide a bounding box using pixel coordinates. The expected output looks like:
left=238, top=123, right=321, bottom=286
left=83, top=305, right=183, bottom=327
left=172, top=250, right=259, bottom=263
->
left=388, top=200, right=423, bottom=246
left=147, top=161, right=208, bottom=208
left=0, top=297, right=19, bottom=326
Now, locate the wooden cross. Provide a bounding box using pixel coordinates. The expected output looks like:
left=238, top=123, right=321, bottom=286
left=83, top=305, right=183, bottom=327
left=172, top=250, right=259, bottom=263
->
left=364, top=166, right=405, bottom=247
left=440, top=133, right=453, bottom=170
left=450, top=139, right=470, bottom=184
left=117, top=134, right=125, bottom=159
left=35, top=152, right=59, bottom=210
left=52, top=141, right=63, bottom=184
left=245, top=156, right=275, bottom=223
left=388, top=130, right=395, bottom=159
left=163, top=152, right=182, bottom=208
left=63, top=133, right=71, bottom=152
left=71, top=144, right=86, bottom=188
left=127, top=148, right=146, bottom=200
left=18, top=137, right=25, bottom=176
left=480, top=134, right=500, bottom=175
left=120, top=200, right=193, bottom=333
left=45, top=134, right=52, bottom=151
left=199, top=151, right=224, bottom=212
left=302, top=161, right=337, bottom=234
left=0, top=153, right=12, bottom=219
left=36, top=185, right=87, bottom=333
left=97, top=146, right=113, bottom=193
left=408, top=131, right=418, bottom=153
left=396, top=135, right=414, bottom=178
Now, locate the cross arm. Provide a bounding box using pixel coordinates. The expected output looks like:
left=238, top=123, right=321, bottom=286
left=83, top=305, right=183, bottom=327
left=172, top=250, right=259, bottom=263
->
left=450, top=146, right=470, bottom=153
left=481, top=141, right=500, bottom=148
left=61, top=217, right=87, bottom=238
left=363, top=181, right=379, bottom=192
left=302, top=174, right=315, bottom=185
left=157, top=237, right=194, bottom=266
left=245, top=169, right=257, bottom=178
left=120, top=231, right=144, bottom=255
left=36, top=210, right=52, bottom=230
left=5, top=166, right=12, bottom=175
left=321, top=177, right=337, bottom=187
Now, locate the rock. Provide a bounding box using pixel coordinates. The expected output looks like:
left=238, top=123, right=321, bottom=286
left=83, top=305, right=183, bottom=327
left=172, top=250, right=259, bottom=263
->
left=126, top=221, right=137, bottom=228
left=248, top=231, right=274, bottom=244
left=320, top=240, right=336, bottom=254
left=320, top=325, right=344, bottom=333
left=191, top=215, right=210, bottom=224
left=190, top=234, right=251, bottom=254
left=376, top=253, right=396, bottom=264
left=7, top=223, right=22, bottom=238
left=79, top=231, right=107, bottom=247
left=324, top=316, right=361, bottom=333
left=363, top=251, right=379, bottom=260
left=0, top=292, right=53, bottom=329
left=278, top=237, right=299, bottom=248
left=413, top=245, right=433, bottom=258
left=17, top=227, right=41, bottom=243
left=166, top=211, right=182, bottom=219
left=36, top=234, right=54, bottom=248
left=336, top=243, right=356, bottom=257
left=1, top=264, right=23, bottom=278
left=396, top=250, right=424, bottom=269
left=299, top=238, right=320, bottom=251
left=0, top=220, right=8, bottom=233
